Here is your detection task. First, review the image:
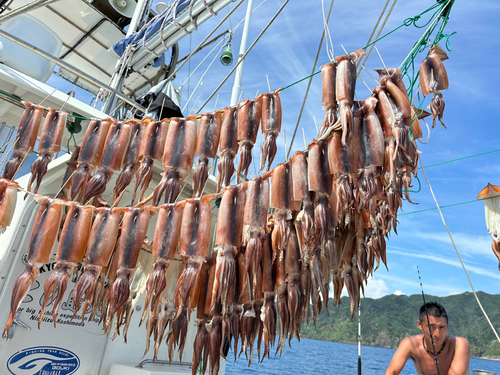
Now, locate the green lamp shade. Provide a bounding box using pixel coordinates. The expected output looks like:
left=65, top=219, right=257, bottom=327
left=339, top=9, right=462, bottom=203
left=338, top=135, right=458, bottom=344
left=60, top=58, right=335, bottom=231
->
left=220, top=45, right=233, bottom=66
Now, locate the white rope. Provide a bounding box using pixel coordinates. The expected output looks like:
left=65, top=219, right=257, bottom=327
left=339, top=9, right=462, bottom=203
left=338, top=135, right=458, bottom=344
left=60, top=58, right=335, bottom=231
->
left=419, top=156, right=500, bottom=344
left=321, top=0, right=334, bottom=61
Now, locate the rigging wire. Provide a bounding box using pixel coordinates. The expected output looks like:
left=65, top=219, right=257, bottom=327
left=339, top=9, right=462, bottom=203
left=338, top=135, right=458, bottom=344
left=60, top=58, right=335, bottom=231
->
left=419, top=155, right=500, bottom=344
left=285, top=0, right=334, bottom=160
left=195, top=0, right=290, bottom=114
left=357, top=0, right=391, bottom=77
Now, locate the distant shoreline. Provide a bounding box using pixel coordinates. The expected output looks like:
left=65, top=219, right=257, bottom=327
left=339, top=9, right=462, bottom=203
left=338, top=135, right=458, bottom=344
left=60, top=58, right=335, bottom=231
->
left=301, top=336, right=500, bottom=361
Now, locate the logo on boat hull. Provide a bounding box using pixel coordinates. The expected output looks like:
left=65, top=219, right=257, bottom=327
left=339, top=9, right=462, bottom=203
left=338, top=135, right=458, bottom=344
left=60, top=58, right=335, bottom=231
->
left=7, top=346, right=80, bottom=375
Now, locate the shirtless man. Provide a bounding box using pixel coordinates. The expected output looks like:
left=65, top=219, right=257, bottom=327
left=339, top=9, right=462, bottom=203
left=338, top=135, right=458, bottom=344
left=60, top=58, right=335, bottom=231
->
left=385, top=302, right=470, bottom=375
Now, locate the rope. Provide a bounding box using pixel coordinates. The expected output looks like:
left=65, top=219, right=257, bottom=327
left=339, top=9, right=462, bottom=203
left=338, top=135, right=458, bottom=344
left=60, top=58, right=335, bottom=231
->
left=418, top=155, right=500, bottom=344
left=357, top=0, right=397, bottom=77
left=285, top=0, right=334, bottom=160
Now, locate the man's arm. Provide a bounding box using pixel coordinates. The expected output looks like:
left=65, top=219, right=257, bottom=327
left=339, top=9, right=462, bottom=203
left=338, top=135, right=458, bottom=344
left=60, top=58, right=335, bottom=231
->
left=448, top=337, right=470, bottom=375
left=385, top=338, right=413, bottom=375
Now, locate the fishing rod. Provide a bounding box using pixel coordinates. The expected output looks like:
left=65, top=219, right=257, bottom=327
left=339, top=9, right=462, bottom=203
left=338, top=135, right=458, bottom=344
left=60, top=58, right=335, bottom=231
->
left=417, top=266, right=441, bottom=375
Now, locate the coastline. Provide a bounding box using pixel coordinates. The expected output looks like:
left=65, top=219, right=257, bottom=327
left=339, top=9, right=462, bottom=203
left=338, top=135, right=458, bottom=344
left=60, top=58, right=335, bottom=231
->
left=300, top=336, right=500, bottom=361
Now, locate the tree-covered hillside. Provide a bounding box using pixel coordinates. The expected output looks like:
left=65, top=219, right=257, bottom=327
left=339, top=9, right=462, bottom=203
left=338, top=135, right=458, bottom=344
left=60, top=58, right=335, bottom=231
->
left=300, top=292, right=500, bottom=357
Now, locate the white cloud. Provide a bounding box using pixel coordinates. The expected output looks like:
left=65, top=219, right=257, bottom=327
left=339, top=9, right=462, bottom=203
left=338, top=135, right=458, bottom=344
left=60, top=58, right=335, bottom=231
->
left=394, top=290, right=405, bottom=296
left=389, top=248, right=500, bottom=280
left=363, top=276, right=389, bottom=299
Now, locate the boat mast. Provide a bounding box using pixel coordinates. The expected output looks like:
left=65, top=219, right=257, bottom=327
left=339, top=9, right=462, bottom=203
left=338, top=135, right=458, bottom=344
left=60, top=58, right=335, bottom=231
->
left=229, top=0, right=254, bottom=106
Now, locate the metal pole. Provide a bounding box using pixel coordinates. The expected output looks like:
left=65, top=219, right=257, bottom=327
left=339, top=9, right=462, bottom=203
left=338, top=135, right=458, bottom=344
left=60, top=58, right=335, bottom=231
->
left=126, top=0, right=150, bottom=37
left=229, top=0, right=253, bottom=106
left=0, top=29, right=145, bottom=111
left=0, top=0, right=61, bottom=23
left=358, top=303, right=361, bottom=375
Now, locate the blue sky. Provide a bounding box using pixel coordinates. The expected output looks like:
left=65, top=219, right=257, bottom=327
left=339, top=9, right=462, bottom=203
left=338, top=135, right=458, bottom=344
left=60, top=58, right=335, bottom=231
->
left=42, top=0, right=500, bottom=299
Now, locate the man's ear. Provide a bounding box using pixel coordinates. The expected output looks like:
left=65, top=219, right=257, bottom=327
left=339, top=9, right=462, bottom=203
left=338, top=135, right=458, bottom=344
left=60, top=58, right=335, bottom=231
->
left=417, top=319, right=423, bottom=331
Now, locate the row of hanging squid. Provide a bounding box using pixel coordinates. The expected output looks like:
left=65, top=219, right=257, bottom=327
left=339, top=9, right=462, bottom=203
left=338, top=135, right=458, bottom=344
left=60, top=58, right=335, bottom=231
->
left=0, top=45, right=450, bottom=375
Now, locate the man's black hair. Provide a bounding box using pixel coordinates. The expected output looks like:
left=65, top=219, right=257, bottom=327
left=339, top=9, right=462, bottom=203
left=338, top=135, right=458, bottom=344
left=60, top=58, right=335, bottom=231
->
left=419, top=301, right=448, bottom=324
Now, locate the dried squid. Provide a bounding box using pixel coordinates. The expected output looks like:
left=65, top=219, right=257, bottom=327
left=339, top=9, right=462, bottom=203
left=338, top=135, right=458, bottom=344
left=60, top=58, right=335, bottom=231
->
left=3, top=102, right=45, bottom=180
left=132, top=118, right=168, bottom=204
left=260, top=233, right=276, bottom=359
left=69, top=118, right=115, bottom=201
left=237, top=96, right=262, bottom=182
left=26, top=108, right=68, bottom=194
left=113, top=119, right=144, bottom=204
left=420, top=43, right=449, bottom=128
left=335, top=49, right=366, bottom=146
left=39, top=202, right=94, bottom=326
left=72, top=207, right=121, bottom=320
left=83, top=120, right=132, bottom=202
left=142, top=202, right=184, bottom=328
left=153, top=116, right=198, bottom=205
left=174, top=196, right=211, bottom=317
left=319, top=60, right=338, bottom=136
left=242, top=176, right=268, bottom=298
left=271, top=162, right=299, bottom=262
left=216, top=106, right=239, bottom=192
left=193, top=111, right=223, bottom=197
left=3, top=196, right=63, bottom=337
left=211, top=184, right=246, bottom=315
left=105, top=206, right=150, bottom=329
left=260, top=90, right=282, bottom=171
left=0, top=179, right=20, bottom=234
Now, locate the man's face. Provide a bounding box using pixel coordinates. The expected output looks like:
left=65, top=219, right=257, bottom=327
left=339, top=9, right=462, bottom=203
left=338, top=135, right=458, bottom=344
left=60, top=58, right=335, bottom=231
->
left=418, top=316, right=449, bottom=346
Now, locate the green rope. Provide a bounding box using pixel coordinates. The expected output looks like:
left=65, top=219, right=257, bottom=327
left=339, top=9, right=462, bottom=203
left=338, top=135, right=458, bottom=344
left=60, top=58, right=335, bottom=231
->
left=400, top=196, right=493, bottom=216
left=383, top=174, right=422, bottom=194
left=420, top=148, right=500, bottom=169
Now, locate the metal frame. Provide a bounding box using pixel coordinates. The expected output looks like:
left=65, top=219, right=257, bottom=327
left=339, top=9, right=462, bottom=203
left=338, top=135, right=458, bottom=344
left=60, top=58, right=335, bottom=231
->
left=0, top=29, right=145, bottom=111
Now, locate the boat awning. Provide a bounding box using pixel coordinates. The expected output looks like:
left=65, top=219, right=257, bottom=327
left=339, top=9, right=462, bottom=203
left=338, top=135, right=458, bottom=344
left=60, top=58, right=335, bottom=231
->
left=5, top=0, right=163, bottom=98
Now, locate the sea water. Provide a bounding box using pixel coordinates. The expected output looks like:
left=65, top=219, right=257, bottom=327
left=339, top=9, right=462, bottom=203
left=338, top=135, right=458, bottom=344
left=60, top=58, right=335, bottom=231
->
left=225, top=338, right=500, bottom=374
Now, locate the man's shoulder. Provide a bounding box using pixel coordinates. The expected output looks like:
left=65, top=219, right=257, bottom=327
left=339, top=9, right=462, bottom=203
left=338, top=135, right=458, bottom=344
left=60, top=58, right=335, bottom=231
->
left=452, top=336, right=470, bottom=349
left=399, top=335, right=423, bottom=351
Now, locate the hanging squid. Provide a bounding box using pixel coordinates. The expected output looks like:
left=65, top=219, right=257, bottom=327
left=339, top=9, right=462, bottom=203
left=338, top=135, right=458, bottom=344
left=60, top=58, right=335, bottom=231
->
left=353, top=97, right=385, bottom=210
left=105, top=206, right=150, bottom=329
left=3, top=196, right=63, bottom=337
left=260, top=233, right=276, bottom=360
left=141, top=202, right=184, bottom=328
left=26, top=108, right=68, bottom=194
left=3, top=102, right=45, bottom=180
left=290, top=151, right=315, bottom=252
left=335, top=49, right=366, bottom=146
left=39, top=202, right=94, bottom=327
left=191, top=257, right=211, bottom=375
left=420, top=43, right=449, bottom=128
left=328, top=129, right=359, bottom=228
left=216, top=106, right=239, bottom=192
left=193, top=111, right=223, bottom=197
left=115, top=249, right=154, bottom=342
left=68, top=118, right=115, bottom=202
left=113, top=120, right=144, bottom=204
left=260, top=90, right=282, bottom=171
left=132, top=118, right=168, bottom=204
left=211, top=184, right=246, bottom=315
left=56, top=146, right=80, bottom=200
left=237, top=96, right=263, bottom=182
left=320, top=60, right=338, bottom=136
left=284, top=221, right=303, bottom=344
left=242, top=176, right=268, bottom=298
left=174, top=196, right=211, bottom=317
left=153, top=116, right=198, bottom=205
left=83, top=120, right=133, bottom=202
left=308, top=140, right=332, bottom=245
left=275, top=242, right=289, bottom=356
left=271, top=162, right=300, bottom=262
left=72, top=207, right=121, bottom=320
left=0, top=179, right=19, bottom=234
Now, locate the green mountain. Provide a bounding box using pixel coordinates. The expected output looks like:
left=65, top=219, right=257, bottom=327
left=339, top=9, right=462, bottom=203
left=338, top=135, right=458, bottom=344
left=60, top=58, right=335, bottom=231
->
left=300, top=291, right=500, bottom=358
